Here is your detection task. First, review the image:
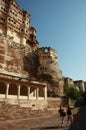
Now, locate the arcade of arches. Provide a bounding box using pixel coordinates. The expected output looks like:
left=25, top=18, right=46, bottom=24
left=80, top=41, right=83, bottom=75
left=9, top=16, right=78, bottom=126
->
left=0, top=76, right=47, bottom=101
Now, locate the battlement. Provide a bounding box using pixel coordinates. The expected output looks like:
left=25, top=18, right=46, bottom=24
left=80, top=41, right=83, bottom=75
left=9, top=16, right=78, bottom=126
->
left=37, top=47, right=57, bottom=58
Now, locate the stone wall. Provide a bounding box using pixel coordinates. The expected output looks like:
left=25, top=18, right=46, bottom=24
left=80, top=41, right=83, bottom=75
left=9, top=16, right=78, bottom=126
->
left=74, top=80, right=85, bottom=93
left=37, top=47, right=63, bottom=80
left=37, top=47, right=64, bottom=96
left=0, top=34, right=29, bottom=77
left=0, top=98, right=61, bottom=121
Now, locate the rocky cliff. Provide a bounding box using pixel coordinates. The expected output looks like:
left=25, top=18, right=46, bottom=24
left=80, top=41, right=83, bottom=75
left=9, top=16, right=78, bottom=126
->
left=0, top=33, right=64, bottom=96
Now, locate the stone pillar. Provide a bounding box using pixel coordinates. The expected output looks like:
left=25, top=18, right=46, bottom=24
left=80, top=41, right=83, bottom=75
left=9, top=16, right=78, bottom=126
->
left=18, top=85, right=21, bottom=99
left=28, top=87, right=30, bottom=99
left=36, top=88, right=39, bottom=99
left=6, top=83, right=9, bottom=99
left=34, top=89, right=36, bottom=98
left=44, top=86, right=47, bottom=100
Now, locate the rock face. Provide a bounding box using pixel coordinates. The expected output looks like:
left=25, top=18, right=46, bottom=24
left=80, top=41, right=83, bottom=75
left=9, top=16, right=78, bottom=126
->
left=37, top=47, right=62, bottom=80
left=23, top=51, right=40, bottom=79
left=0, top=0, right=64, bottom=96
left=37, top=47, right=64, bottom=96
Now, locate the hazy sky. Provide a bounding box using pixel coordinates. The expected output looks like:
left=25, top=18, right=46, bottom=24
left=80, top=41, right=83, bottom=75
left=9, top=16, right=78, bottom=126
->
left=17, top=0, right=86, bottom=81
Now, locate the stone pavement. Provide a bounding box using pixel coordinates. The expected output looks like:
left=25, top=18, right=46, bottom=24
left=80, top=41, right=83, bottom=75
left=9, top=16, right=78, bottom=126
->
left=22, top=107, right=79, bottom=130
left=0, top=106, right=85, bottom=130
left=28, top=116, right=70, bottom=130
left=0, top=115, right=70, bottom=130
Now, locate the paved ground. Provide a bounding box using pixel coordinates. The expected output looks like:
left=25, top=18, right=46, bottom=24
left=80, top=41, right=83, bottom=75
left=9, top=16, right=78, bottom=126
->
left=26, top=107, right=79, bottom=130
left=0, top=106, right=85, bottom=130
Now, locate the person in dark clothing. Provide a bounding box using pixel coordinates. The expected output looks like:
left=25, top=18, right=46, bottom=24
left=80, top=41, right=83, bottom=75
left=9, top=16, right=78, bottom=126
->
left=58, top=106, right=66, bottom=127
left=66, top=106, right=73, bottom=125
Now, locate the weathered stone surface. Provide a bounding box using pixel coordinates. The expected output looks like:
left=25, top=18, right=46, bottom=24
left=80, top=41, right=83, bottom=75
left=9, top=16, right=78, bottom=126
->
left=0, top=0, right=64, bottom=96
left=0, top=35, right=28, bottom=77
left=0, top=34, right=64, bottom=96
left=0, top=99, right=61, bottom=121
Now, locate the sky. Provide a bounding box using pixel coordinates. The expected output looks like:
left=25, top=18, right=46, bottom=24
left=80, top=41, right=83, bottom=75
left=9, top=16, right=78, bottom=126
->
left=16, top=0, right=86, bottom=81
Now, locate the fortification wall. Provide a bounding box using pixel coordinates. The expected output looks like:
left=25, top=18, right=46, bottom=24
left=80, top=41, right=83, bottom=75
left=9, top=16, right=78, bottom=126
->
left=37, top=47, right=63, bottom=80
left=0, top=98, right=61, bottom=121
left=0, top=34, right=29, bottom=77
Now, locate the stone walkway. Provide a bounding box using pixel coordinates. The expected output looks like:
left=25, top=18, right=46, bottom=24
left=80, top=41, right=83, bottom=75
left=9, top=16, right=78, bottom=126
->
left=28, top=116, right=70, bottom=130
left=22, top=107, right=79, bottom=130
left=0, top=113, right=70, bottom=130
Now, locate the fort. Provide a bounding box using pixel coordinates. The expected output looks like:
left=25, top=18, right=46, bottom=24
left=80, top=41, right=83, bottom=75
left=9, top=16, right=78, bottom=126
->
left=0, top=0, right=86, bottom=121
left=0, top=0, right=63, bottom=120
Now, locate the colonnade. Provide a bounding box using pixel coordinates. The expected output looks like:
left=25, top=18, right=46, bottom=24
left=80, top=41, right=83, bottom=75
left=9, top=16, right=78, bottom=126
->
left=0, top=80, right=47, bottom=100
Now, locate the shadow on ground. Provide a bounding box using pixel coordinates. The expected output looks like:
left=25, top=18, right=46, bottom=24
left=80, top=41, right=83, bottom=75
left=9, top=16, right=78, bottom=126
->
left=30, top=105, right=86, bottom=130
left=30, top=126, right=62, bottom=130
left=68, top=105, right=86, bottom=130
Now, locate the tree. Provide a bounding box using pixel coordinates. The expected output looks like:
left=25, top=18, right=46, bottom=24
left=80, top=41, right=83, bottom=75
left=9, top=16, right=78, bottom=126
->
left=64, top=85, right=83, bottom=102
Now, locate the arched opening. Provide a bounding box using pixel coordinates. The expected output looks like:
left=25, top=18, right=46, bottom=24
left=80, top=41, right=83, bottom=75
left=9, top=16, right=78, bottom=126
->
left=9, top=83, right=17, bottom=95
left=39, top=87, right=44, bottom=97
left=30, top=87, right=36, bottom=97
left=0, top=81, right=6, bottom=94
left=20, top=85, right=28, bottom=96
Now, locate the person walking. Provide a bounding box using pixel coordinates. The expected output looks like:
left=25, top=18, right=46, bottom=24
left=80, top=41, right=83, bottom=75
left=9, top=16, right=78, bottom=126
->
left=66, top=106, right=73, bottom=126
left=58, top=106, right=66, bottom=127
